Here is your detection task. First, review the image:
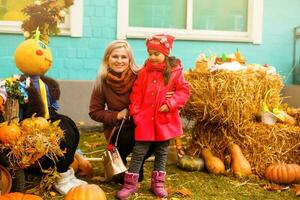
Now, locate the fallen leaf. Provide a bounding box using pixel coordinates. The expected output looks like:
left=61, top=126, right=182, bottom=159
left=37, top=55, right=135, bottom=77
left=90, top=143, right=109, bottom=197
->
left=292, top=185, right=300, bottom=196
left=166, top=187, right=173, bottom=194
left=261, top=184, right=287, bottom=191
left=176, top=187, right=192, bottom=196
left=49, top=191, right=56, bottom=196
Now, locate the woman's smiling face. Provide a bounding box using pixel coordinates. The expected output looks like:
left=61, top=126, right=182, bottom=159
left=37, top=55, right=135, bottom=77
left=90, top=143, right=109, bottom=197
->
left=108, top=47, right=130, bottom=73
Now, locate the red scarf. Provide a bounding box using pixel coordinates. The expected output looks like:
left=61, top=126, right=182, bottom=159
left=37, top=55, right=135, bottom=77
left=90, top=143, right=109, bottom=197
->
left=106, top=67, right=136, bottom=94
left=145, top=60, right=166, bottom=72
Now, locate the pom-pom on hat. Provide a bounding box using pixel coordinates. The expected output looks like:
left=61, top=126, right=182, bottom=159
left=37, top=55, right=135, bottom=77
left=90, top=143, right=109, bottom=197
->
left=146, top=34, right=175, bottom=56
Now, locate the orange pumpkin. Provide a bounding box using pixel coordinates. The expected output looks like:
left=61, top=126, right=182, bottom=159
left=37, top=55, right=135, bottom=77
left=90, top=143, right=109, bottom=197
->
left=0, top=165, right=12, bottom=195
left=0, top=123, right=21, bottom=144
left=265, top=163, right=300, bottom=184
left=0, top=192, right=42, bottom=200
left=65, top=184, right=107, bottom=200
left=21, top=116, right=49, bottom=131
left=14, top=39, right=52, bottom=75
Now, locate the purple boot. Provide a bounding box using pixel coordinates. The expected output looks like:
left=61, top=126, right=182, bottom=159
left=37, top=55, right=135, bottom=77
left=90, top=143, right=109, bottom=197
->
left=151, top=171, right=168, bottom=198
left=116, top=172, right=139, bottom=200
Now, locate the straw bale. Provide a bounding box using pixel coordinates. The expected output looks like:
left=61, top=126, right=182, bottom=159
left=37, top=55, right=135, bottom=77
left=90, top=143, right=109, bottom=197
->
left=183, top=70, right=283, bottom=127
left=190, top=121, right=300, bottom=176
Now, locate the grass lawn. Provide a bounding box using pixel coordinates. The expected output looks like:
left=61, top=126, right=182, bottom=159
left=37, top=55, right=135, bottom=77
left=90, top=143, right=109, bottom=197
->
left=39, top=129, right=298, bottom=200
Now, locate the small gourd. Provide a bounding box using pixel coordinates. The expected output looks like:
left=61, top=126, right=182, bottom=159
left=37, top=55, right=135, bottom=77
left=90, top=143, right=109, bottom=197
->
left=65, top=184, right=107, bottom=200
left=74, top=153, right=93, bottom=176
left=230, top=144, right=252, bottom=177
left=201, top=148, right=225, bottom=174
left=264, top=163, right=300, bottom=184
left=177, top=155, right=205, bottom=171
left=70, top=156, right=79, bottom=172
left=21, top=115, right=50, bottom=131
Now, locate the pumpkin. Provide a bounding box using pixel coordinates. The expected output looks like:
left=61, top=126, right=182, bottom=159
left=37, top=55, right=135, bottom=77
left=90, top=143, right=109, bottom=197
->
left=177, top=155, right=205, bottom=171
left=264, top=163, right=300, bottom=184
left=201, top=148, right=225, bottom=174
left=0, top=123, right=21, bottom=144
left=0, top=165, right=12, bottom=195
left=70, top=156, right=79, bottom=172
left=230, top=144, right=252, bottom=177
left=14, top=39, right=52, bottom=75
left=74, top=153, right=93, bottom=176
left=20, top=115, right=49, bottom=131
left=65, top=184, right=107, bottom=200
left=0, top=192, right=42, bottom=200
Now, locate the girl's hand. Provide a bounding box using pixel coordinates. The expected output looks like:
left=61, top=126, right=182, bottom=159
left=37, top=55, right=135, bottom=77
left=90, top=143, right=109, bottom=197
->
left=117, top=108, right=129, bottom=120
left=159, top=104, right=169, bottom=113
left=166, top=91, right=174, bottom=99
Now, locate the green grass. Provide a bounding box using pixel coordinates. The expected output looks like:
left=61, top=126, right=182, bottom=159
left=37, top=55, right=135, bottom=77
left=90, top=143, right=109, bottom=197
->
left=41, top=130, right=298, bottom=200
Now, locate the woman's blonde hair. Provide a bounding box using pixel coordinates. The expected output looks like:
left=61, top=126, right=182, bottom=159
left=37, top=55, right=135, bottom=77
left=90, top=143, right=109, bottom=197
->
left=94, top=40, right=139, bottom=90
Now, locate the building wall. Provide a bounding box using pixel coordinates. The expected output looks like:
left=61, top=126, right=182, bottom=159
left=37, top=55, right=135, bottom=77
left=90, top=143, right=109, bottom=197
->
left=1, top=0, right=300, bottom=83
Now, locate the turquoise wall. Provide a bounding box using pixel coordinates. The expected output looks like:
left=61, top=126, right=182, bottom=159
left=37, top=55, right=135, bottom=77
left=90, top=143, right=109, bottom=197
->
left=1, top=0, right=300, bottom=84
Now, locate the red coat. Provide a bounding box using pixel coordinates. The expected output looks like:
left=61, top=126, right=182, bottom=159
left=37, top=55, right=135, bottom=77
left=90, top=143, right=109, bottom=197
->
left=129, top=60, right=190, bottom=141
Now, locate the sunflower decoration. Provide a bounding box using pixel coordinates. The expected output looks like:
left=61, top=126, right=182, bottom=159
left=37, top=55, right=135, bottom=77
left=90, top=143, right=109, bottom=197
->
left=21, top=0, right=75, bottom=44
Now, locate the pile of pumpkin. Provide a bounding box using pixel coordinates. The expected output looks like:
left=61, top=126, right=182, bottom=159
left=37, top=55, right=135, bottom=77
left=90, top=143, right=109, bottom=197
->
left=0, top=115, right=64, bottom=169
left=178, top=142, right=300, bottom=185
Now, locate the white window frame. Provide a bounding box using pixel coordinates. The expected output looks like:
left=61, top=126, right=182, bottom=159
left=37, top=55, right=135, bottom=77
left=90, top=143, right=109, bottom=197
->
left=117, top=0, right=263, bottom=44
left=0, top=0, right=83, bottom=37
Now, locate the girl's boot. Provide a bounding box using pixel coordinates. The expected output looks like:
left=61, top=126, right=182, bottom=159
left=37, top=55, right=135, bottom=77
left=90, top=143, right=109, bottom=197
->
left=151, top=171, right=168, bottom=198
left=116, top=172, right=139, bottom=199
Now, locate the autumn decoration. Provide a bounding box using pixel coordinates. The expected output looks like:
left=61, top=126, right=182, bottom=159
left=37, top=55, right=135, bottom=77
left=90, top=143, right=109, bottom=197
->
left=21, top=0, right=75, bottom=44
left=64, top=184, right=107, bottom=200
left=230, top=143, right=252, bottom=177
left=264, top=163, right=300, bottom=184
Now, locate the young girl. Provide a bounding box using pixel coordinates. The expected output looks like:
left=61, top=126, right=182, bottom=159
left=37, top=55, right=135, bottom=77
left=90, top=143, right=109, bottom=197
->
left=117, top=34, right=190, bottom=199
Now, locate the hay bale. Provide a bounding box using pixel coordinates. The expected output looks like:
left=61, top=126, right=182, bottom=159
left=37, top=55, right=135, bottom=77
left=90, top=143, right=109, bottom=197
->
left=190, top=122, right=300, bottom=176
left=183, top=70, right=283, bottom=127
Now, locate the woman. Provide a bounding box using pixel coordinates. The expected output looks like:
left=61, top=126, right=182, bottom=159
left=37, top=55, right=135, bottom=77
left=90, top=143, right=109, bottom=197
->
left=90, top=40, right=159, bottom=182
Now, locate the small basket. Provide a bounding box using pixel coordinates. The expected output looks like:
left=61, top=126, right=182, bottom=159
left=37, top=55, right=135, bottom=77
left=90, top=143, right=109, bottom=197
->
left=3, top=98, right=19, bottom=121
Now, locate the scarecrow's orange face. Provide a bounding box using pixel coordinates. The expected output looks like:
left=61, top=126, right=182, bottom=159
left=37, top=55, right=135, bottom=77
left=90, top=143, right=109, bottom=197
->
left=14, top=39, right=53, bottom=75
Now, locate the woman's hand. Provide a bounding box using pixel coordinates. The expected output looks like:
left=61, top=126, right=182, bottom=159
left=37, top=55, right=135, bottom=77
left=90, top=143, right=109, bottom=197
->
left=117, top=108, right=129, bottom=120
left=166, top=91, right=174, bottom=99
left=159, top=104, right=169, bottom=113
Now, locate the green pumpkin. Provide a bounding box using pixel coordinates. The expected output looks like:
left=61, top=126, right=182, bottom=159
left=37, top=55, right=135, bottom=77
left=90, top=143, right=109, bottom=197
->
left=177, top=155, right=205, bottom=171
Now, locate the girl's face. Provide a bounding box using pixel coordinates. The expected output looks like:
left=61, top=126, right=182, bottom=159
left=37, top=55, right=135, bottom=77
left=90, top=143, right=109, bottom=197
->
left=148, top=49, right=165, bottom=64
left=108, top=47, right=130, bottom=73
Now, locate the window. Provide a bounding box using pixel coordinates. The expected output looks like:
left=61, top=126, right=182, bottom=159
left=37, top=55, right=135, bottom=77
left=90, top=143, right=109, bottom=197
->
left=117, top=0, right=263, bottom=44
left=0, top=0, right=83, bottom=37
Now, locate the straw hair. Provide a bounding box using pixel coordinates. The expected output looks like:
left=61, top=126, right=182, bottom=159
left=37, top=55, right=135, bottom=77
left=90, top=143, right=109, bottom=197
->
left=94, top=40, right=139, bottom=91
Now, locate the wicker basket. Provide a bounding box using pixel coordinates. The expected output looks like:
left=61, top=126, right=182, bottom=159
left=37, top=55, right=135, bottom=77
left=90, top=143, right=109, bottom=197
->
left=3, top=98, right=19, bottom=121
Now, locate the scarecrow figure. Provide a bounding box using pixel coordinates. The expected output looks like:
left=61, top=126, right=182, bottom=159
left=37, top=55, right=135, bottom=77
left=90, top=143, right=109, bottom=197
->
left=13, top=29, right=87, bottom=195
left=0, top=0, right=88, bottom=195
